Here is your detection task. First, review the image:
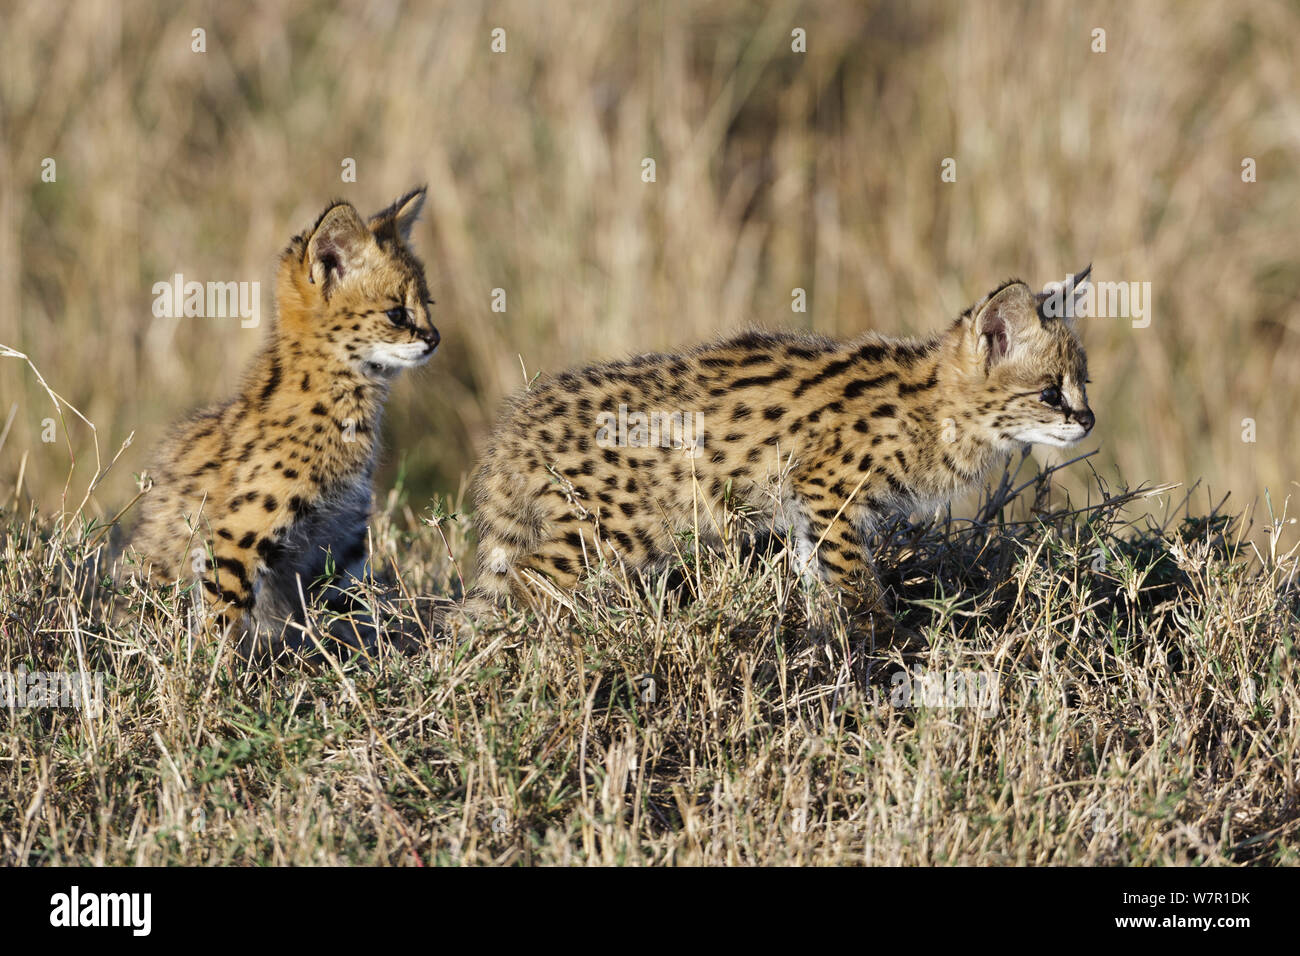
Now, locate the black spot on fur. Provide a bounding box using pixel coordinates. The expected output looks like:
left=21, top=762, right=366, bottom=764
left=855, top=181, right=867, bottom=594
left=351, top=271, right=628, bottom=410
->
left=732, top=369, right=791, bottom=389
left=259, top=356, right=282, bottom=405
left=793, top=356, right=856, bottom=397
left=899, top=369, right=939, bottom=395
left=843, top=373, right=895, bottom=399
left=214, top=557, right=249, bottom=588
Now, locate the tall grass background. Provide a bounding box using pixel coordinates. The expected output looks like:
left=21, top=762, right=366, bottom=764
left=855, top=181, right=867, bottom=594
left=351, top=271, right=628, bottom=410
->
left=3, top=0, right=1300, bottom=870
left=1, top=0, right=1297, bottom=540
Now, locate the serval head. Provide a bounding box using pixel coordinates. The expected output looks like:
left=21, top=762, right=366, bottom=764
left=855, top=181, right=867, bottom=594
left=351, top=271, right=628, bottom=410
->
left=949, top=266, right=1096, bottom=449
left=276, top=186, right=440, bottom=380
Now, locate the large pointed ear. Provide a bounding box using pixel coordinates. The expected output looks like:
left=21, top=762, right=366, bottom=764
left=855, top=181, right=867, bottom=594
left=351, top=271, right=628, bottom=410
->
left=1035, top=263, right=1092, bottom=321
left=307, top=202, right=370, bottom=294
left=369, top=186, right=427, bottom=242
left=969, top=281, right=1038, bottom=367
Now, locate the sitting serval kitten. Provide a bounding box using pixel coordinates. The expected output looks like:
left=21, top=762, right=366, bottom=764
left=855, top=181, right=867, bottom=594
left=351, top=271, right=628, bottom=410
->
left=465, top=268, right=1095, bottom=637
left=127, top=187, right=439, bottom=650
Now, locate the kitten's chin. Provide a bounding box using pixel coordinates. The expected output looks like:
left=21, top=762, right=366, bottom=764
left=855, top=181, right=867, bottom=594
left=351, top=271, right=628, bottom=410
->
left=1013, top=425, right=1088, bottom=448
left=359, top=342, right=435, bottom=378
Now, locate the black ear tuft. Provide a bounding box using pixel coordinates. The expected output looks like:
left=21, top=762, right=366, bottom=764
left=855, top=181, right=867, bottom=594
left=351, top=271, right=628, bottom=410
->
left=1036, top=264, right=1093, bottom=321
left=370, top=185, right=428, bottom=242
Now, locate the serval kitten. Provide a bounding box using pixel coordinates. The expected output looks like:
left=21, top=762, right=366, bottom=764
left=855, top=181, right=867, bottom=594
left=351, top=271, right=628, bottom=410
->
left=466, top=268, right=1095, bottom=637
left=127, top=187, right=439, bottom=650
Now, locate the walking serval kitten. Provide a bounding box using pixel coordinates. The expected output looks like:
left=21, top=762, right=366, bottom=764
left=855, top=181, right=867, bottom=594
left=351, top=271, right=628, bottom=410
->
left=127, top=187, right=439, bottom=650
left=466, top=268, right=1095, bottom=636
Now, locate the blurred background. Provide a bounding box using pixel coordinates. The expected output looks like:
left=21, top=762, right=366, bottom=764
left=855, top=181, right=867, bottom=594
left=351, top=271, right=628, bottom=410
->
left=2, top=0, right=1297, bottom=543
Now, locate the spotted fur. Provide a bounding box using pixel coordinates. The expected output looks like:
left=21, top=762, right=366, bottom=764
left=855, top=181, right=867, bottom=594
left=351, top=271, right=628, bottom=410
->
left=127, top=187, right=439, bottom=648
left=466, top=269, right=1095, bottom=634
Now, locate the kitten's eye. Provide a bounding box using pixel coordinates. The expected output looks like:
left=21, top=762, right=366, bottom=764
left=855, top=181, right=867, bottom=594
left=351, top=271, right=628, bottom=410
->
left=1039, top=385, right=1062, bottom=406
left=385, top=307, right=408, bottom=326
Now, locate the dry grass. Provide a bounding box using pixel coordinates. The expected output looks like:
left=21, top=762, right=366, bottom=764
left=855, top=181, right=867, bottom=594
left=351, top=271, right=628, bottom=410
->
left=1, top=0, right=1298, bottom=866
left=2, top=458, right=1298, bottom=865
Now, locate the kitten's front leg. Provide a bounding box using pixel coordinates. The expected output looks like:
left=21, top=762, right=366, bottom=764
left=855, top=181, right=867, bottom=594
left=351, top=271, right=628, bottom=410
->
left=199, top=501, right=305, bottom=640
left=792, top=498, right=911, bottom=647
left=197, top=534, right=258, bottom=634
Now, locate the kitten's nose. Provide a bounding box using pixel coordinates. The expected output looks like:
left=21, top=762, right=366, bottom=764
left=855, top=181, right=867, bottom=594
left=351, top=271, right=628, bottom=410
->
left=1075, top=408, right=1095, bottom=432
left=422, top=326, right=440, bottom=352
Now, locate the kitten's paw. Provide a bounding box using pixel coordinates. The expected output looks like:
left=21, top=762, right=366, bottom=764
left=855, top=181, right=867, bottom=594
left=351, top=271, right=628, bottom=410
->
left=441, top=595, right=504, bottom=640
